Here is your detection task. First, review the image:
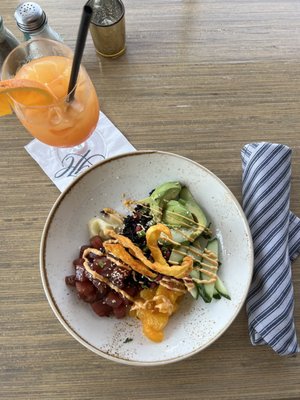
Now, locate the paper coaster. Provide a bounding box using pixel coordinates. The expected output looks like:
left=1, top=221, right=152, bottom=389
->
left=25, top=112, right=136, bottom=192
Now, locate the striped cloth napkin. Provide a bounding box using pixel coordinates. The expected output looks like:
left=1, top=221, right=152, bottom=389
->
left=241, top=142, right=300, bottom=356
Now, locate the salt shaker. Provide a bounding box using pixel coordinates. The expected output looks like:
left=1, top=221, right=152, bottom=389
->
left=0, top=16, right=20, bottom=75
left=14, top=2, right=62, bottom=42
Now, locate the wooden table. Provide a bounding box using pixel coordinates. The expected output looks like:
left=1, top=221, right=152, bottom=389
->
left=1, top=1, right=300, bottom=399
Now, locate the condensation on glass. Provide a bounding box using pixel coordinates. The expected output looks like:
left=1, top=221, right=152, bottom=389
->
left=0, top=16, right=20, bottom=75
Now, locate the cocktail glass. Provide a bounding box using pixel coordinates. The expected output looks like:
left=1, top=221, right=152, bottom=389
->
left=1, top=38, right=106, bottom=159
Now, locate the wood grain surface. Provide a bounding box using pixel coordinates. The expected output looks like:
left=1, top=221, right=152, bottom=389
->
left=1, top=1, right=300, bottom=399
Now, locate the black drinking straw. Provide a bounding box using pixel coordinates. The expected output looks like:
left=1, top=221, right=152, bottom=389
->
left=67, top=4, right=93, bottom=102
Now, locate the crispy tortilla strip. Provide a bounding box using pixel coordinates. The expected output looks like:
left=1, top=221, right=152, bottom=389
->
left=107, top=226, right=193, bottom=279
left=107, top=230, right=155, bottom=270
left=146, top=223, right=193, bottom=278
left=103, top=242, right=157, bottom=279
left=146, top=223, right=170, bottom=266
left=151, top=256, right=193, bottom=278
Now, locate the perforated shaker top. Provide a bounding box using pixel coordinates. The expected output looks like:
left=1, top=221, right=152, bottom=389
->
left=14, top=2, right=46, bottom=33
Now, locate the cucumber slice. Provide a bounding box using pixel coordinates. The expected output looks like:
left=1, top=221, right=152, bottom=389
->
left=169, top=228, right=199, bottom=243
left=200, top=238, right=219, bottom=303
left=190, top=283, right=199, bottom=300
left=206, top=238, right=218, bottom=257
left=189, top=269, right=212, bottom=302
left=215, top=276, right=231, bottom=300
left=199, top=274, right=214, bottom=302
left=189, top=269, right=199, bottom=299
left=168, top=239, right=191, bottom=264
left=193, top=236, right=208, bottom=250
left=169, top=242, right=204, bottom=269
left=187, top=244, right=204, bottom=263
left=197, top=283, right=212, bottom=303
left=169, top=245, right=186, bottom=264
left=213, top=287, right=221, bottom=300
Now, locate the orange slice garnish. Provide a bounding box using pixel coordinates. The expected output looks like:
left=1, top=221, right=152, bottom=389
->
left=0, top=79, right=55, bottom=117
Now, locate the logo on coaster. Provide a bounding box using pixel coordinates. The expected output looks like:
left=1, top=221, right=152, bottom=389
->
left=54, top=150, right=105, bottom=178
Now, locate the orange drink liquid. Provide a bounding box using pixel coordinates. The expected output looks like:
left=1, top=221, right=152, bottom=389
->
left=13, top=55, right=99, bottom=147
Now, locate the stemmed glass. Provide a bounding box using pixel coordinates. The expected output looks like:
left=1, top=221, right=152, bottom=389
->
left=1, top=38, right=106, bottom=160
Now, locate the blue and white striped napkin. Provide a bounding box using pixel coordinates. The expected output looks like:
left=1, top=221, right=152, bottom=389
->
left=241, top=142, right=300, bottom=356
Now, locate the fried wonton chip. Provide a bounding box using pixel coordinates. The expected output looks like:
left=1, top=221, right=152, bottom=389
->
left=107, top=230, right=155, bottom=270
left=146, top=223, right=171, bottom=266
left=103, top=242, right=157, bottom=279
left=150, top=256, right=193, bottom=279
left=146, top=223, right=193, bottom=278
left=107, top=225, right=193, bottom=279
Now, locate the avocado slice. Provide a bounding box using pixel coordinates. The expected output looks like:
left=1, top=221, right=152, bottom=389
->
left=150, top=181, right=182, bottom=204
left=162, top=199, right=193, bottom=227
left=179, top=187, right=208, bottom=241
left=140, top=181, right=182, bottom=222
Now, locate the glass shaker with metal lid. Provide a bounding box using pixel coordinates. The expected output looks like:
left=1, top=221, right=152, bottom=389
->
left=14, top=2, right=62, bottom=42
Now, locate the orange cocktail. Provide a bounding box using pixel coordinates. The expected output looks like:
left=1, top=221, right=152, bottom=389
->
left=1, top=39, right=99, bottom=148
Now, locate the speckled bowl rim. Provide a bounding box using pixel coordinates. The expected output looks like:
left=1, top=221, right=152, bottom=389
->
left=40, top=150, right=254, bottom=366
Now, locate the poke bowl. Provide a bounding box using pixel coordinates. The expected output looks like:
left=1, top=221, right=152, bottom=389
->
left=40, top=150, right=253, bottom=366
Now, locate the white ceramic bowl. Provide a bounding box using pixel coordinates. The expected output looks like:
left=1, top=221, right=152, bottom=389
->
left=40, top=151, right=253, bottom=366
